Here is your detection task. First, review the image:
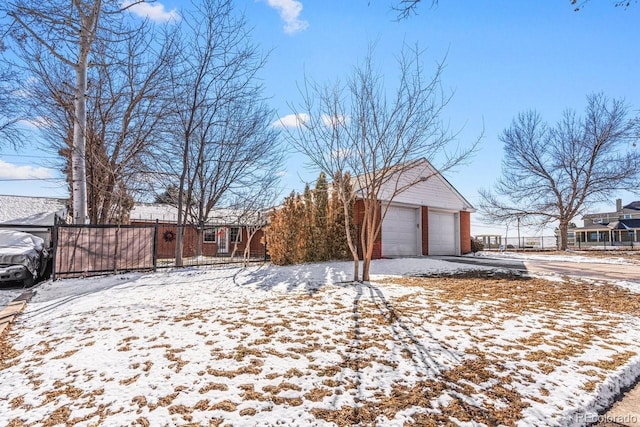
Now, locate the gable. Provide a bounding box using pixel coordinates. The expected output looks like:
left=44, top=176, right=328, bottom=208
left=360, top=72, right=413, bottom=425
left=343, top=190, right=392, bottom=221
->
left=375, top=159, right=474, bottom=211
left=623, top=201, right=640, bottom=211
left=0, top=195, right=68, bottom=224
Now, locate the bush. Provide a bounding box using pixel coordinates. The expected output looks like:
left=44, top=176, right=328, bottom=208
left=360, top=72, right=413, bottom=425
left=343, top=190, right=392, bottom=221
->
left=471, top=238, right=484, bottom=253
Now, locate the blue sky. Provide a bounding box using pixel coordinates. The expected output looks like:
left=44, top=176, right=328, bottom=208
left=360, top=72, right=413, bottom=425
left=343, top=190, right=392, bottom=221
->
left=1, top=0, right=639, bottom=236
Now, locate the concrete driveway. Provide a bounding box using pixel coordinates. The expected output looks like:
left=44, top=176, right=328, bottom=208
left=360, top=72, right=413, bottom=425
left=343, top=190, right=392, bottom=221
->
left=437, top=255, right=640, bottom=283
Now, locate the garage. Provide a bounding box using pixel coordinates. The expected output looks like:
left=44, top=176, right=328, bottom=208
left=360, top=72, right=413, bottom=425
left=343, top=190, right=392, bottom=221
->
left=428, top=211, right=457, bottom=255
left=381, top=206, right=419, bottom=257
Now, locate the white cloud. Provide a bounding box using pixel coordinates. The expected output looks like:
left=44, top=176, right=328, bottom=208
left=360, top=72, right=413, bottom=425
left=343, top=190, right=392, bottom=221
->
left=18, top=116, right=50, bottom=129
left=275, top=170, right=288, bottom=177
left=0, top=160, right=54, bottom=180
left=263, top=0, right=309, bottom=34
left=272, top=113, right=310, bottom=128
left=122, top=1, right=180, bottom=22
left=321, top=114, right=350, bottom=127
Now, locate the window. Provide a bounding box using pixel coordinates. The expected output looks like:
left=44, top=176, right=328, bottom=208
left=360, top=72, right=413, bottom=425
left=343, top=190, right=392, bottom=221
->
left=230, top=227, right=242, bottom=243
left=624, top=214, right=631, bottom=219
left=204, top=228, right=216, bottom=243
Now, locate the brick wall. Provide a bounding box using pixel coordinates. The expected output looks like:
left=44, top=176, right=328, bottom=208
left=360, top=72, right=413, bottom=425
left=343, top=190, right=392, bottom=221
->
left=421, top=206, right=429, bottom=255
left=460, top=211, right=471, bottom=254
left=134, top=222, right=264, bottom=259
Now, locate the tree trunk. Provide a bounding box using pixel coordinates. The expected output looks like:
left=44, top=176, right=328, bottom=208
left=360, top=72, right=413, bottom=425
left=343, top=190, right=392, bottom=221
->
left=243, top=226, right=259, bottom=267
left=175, top=223, right=184, bottom=267
left=340, top=190, right=359, bottom=282
left=72, top=54, right=88, bottom=224
left=559, top=220, right=569, bottom=251
left=361, top=198, right=379, bottom=282
left=175, top=128, right=191, bottom=267
left=196, top=226, right=204, bottom=258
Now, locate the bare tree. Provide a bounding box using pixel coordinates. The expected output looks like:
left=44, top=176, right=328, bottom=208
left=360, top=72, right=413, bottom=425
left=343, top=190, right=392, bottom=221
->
left=226, top=184, right=279, bottom=265
left=390, top=1, right=633, bottom=18
left=572, top=1, right=636, bottom=11
left=478, top=93, right=640, bottom=250
left=284, top=44, right=476, bottom=281
left=20, top=19, right=176, bottom=223
left=162, top=0, right=281, bottom=266
left=4, top=0, right=147, bottom=224
left=391, top=0, right=437, bottom=20
left=0, top=41, right=23, bottom=148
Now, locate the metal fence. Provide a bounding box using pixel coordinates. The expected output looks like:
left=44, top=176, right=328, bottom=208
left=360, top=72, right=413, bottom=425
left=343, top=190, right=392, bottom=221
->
left=475, top=235, right=558, bottom=251
left=53, top=224, right=156, bottom=279
left=1, top=222, right=268, bottom=280
left=476, top=234, right=640, bottom=251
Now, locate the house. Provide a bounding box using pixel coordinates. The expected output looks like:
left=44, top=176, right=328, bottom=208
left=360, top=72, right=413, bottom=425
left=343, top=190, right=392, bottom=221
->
left=353, top=158, right=475, bottom=258
left=0, top=195, right=69, bottom=247
left=129, top=203, right=266, bottom=259
left=0, top=195, right=68, bottom=224
left=572, top=199, right=640, bottom=247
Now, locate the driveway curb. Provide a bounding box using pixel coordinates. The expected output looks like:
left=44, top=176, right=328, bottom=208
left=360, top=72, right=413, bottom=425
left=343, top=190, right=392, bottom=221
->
left=594, top=381, right=640, bottom=426
left=0, top=289, right=35, bottom=337
left=0, top=300, right=26, bottom=336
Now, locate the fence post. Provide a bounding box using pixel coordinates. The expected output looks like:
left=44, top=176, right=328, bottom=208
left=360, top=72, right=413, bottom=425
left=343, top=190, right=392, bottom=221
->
left=153, top=220, right=159, bottom=271
left=51, top=220, right=59, bottom=281
left=113, top=224, right=120, bottom=274
left=264, top=238, right=268, bottom=262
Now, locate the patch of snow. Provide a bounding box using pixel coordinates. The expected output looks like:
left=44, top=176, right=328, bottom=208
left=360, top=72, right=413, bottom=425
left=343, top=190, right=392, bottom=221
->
left=0, top=286, right=24, bottom=308
left=1, top=257, right=639, bottom=426
left=475, top=251, right=635, bottom=265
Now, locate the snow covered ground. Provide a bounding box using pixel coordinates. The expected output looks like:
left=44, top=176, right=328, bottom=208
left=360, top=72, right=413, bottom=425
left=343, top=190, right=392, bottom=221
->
left=1, top=256, right=640, bottom=426
left=476, top=250, right=640, bottom=265
left=0, top=286, right=25, bottom=308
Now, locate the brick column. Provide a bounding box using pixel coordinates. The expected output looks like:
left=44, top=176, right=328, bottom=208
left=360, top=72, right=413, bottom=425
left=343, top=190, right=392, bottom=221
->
left=421, top=206, right=429, bottom=255
left=460, top=210, right=471, bottom=254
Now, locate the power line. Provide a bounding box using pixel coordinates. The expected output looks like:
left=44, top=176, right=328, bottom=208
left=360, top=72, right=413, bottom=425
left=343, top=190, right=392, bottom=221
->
left=0, top=178, right=65, bottom=182
left=0, top=153, right=58, bottom=159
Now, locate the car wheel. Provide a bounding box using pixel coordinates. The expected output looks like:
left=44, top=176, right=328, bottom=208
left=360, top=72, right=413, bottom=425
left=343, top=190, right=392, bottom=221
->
left=23, top=275, right=34, bottom=288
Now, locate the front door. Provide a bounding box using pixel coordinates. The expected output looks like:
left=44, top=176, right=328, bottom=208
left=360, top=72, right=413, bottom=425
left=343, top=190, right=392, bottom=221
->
left=217, top=227, right=228, bottom=253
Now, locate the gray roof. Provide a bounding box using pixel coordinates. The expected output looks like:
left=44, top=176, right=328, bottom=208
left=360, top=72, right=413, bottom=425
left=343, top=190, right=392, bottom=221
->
left=609, top=219, right=640, bottom=230
left=0, top=195, right=68, bottom=224
left=130, top=203, right=267, bottom=225
left=623, top=201, right=640, bottom=211
left=574, top=218, right=640, bottom=231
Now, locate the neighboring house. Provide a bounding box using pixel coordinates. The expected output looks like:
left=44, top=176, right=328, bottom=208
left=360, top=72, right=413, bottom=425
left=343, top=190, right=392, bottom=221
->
left=0, top=195, right=68, bottom=225
left=0, top=195, right=69, bottom=247
left=129, top=203, right=266, bottom=259
left=573, top=199, right=640, bottom=247
left=353, top=158, right=475, bottom=258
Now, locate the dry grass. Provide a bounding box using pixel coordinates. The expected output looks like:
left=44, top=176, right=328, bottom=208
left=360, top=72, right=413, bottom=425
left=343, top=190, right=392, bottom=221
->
left=2, top=268, right=639, bottom=426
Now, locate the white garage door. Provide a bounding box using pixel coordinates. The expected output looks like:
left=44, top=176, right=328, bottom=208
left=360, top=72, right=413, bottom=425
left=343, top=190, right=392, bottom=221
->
left=428, top=211, right=457, bottom=255
left=382, top=206, right=419, bottom=257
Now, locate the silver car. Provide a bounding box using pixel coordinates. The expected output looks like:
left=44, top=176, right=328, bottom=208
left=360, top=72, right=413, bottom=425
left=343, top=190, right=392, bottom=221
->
left=0, top=230, right=49, bottom=287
